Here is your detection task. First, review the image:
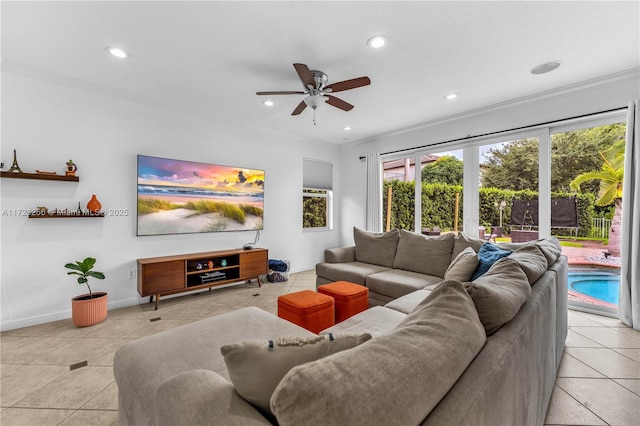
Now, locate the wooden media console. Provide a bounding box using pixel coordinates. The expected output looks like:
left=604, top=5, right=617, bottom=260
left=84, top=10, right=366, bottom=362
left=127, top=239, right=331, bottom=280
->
left=137, top=248, right=268, bottom=309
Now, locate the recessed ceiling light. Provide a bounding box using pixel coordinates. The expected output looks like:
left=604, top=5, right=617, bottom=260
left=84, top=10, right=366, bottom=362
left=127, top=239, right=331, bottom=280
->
left=263, top=100, right=274, bottom=107
left=531, top=61, right=560, bottom=75
left=444, top=93, right=458, bottom=100
left=367, top=35, right=387, bottom=49
left=343, top=126, right=352, bottom=131
left=106, top=46, right=128, bottom=59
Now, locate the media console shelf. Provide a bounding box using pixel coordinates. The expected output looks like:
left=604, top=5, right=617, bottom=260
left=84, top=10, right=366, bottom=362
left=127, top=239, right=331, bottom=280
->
left=137, top=248, right=268, bottom=309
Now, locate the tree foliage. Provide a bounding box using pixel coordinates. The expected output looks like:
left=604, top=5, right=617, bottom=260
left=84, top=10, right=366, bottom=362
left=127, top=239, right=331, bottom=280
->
left=481, top=124, right=625, bottom=192
left=303, top=192, right=327, bottom=228
left=383, top=180, right=596, bottom=237
left=421, top=155, right=463, bottom=185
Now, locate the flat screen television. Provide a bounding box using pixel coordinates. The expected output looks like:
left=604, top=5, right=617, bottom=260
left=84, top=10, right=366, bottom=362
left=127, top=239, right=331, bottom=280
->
left=137, top=155, right=264, bottom=236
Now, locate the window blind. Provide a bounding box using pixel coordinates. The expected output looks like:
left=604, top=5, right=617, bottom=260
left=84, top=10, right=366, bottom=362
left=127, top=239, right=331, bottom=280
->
left=303, top=158, right=333, bottom=190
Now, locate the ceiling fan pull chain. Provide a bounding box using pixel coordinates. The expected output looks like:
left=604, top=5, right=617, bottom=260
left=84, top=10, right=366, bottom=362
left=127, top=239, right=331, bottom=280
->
left=313, top=107, right=317, bottom=126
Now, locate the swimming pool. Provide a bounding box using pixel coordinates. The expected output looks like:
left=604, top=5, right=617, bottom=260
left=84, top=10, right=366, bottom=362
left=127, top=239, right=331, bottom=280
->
left=568, top=269, right=620, bottom=305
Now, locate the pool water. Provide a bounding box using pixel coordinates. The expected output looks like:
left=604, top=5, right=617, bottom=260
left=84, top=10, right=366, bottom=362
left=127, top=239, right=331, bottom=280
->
left=568, top=270, right=620, bottom=305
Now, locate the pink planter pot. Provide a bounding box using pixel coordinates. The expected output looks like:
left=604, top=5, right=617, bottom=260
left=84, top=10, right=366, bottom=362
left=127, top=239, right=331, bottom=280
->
left=71, top=292, right=108, bottom=327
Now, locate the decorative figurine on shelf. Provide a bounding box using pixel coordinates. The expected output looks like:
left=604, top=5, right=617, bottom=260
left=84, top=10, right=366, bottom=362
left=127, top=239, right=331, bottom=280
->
left=77, top=202, right=82, bottom=214
left=87, top=194, right=102, bottom=214
left=65, top=160, right=77, bottom=177
left=7, top=149, right=23, bottom=173
left=221, top=259, right=227, bottom=267
left=208, top=261, right=213, bottom=269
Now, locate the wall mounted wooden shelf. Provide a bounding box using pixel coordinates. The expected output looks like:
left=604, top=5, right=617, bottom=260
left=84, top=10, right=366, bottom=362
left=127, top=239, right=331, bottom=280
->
left=0, top=171, right=79, bottom=182
left=28, top=213, right=104, bottom=219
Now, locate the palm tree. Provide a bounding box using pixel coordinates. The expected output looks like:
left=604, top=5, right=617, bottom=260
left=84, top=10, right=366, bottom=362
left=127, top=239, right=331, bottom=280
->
left=570, top=144, right=624, bottom=256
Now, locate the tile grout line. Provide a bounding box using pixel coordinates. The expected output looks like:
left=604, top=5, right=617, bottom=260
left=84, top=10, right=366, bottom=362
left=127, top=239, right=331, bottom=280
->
left=554, top=379, right=612, bottom=426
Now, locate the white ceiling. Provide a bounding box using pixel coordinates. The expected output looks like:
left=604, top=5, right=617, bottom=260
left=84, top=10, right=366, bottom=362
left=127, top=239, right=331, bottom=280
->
left=2, top=1, right=639, bottom=145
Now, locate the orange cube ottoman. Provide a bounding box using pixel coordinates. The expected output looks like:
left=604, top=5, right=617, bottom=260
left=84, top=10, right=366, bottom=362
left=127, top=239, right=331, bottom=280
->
left=318, top=281, right=369, bottom=322
left=277, top=290, right=335, bottom=334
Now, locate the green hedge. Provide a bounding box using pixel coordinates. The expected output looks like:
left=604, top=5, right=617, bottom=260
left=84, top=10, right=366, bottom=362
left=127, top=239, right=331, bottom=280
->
left=382, top=181, right=596, bottom=237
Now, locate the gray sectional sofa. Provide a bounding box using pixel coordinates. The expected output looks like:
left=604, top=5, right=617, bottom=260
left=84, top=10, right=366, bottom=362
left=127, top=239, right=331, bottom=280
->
left=114, top=229, right=568, bottom=426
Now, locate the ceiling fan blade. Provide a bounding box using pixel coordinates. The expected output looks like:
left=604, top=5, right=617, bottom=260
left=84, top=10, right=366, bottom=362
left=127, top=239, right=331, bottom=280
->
left=291, top=100, right=307, bottom=115
left=325, top=95, right=354, bottom=111
left=256, top=91, right=305, bottom=95
left=293, top=63, right=316, bottom=89
left=325, top=76, right=371, bottom=93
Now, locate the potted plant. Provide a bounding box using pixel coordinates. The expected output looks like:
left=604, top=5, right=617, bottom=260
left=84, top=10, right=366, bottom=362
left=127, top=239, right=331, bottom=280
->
left=65, top=257, right=107, bottom=327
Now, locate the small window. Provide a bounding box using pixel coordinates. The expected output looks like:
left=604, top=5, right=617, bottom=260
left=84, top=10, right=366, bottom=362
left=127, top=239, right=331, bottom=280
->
left=303, top=159, right=333, bottom=230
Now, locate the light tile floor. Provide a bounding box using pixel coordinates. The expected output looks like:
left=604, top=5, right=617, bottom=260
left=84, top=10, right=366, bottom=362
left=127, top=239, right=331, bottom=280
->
left=1, top=270, right=638, bottom=425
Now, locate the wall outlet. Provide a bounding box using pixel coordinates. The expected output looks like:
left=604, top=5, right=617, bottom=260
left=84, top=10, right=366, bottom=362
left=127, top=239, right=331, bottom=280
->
left=128, top=269, right=136, bottom=280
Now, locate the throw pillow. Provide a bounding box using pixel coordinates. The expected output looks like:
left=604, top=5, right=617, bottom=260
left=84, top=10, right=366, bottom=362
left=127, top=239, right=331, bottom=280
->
left=508, top=244, right=548, bottom=284
left=451, top=233, right=485, bottom=260
left=221, top=333, right=371, bottom=417
left=471, top=242, right=513, bottom=280
left=535, top=238, right=562, bottom=264
left=353, top=227, right=399, bottom=267
left=464, top=257, right=531, bottom=335
left=392, top=230, right=455, bottom=277
left=270, top=280, right=486, bottom=426
left=444, top=246, right=479, bottom=282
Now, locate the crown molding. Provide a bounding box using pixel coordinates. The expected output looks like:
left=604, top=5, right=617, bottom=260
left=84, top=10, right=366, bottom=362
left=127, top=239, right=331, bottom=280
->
left=347, top=67, right=639, bottom=149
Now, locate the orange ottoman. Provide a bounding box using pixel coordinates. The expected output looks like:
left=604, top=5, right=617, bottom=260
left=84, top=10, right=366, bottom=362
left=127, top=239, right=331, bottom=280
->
left=318, top=281, right=369, bottom=322
left=277, top=290, right=335, bottom=334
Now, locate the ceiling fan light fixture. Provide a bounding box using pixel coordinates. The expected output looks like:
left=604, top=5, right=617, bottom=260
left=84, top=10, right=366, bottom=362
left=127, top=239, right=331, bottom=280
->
left=303, top=95, right=325, bottom=109
left=367, top=35, right=387, bottom=49
left=531, top=61, right=561, bottom=75
left=106, top=46, right=128, bottom=59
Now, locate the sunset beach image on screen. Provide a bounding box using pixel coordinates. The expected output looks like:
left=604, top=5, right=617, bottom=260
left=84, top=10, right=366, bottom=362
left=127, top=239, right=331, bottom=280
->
left=137, top=155, right=264, bottom=236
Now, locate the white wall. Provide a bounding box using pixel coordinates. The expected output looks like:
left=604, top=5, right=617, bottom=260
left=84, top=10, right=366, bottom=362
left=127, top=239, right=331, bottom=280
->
left=0, top=71, right=340, bottom=330
left=337, top=71, right=640, bottom=245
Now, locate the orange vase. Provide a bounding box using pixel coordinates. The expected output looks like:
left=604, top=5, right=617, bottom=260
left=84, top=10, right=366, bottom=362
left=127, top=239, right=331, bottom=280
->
left=87, top=194, right=102, bottom=214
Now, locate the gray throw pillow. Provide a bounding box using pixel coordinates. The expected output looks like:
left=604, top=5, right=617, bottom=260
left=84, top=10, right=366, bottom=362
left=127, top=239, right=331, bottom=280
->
left=452, top=233, right=485, bottom=260
left=444, top=246, right=479, bottom=282
left=392, top=230, right=455, bottom=277
left=353, top=227, right=399, bottom=267
left=271, top=280, right=487, bottom=426
left=221, top=333, right=371, bottom=417
left=464, top=257, right=531, bottom=335
left=508, top=244, right=548, bottom=284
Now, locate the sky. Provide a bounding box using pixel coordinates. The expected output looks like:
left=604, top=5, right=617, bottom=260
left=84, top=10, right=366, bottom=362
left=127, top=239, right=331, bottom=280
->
left=137, top=155, right=264, bottom=193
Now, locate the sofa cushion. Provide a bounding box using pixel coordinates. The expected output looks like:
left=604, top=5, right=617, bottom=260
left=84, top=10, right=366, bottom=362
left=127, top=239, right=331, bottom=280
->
left=315, top=261, right=390, bottom=286
left=444, top=246, right=479, bottom=282
left=471, top=242, right=513, bottom=280
left=366, top=268, right=443, bottom=300
left=392, top=230, right=455, bottom=277
left=509, top=244, right=548, bottom=284
left=321, top=306, right=407, bottom=337
left=452, top=233, right=486, bottom=260
left=221, top=333, right=371, bottom=417
left=534, top=238, right=562, bottom=264
left=384, top=288, right=433, bottom=314
left=353, top=227, right=399, bottom=268
left=496, top=238, right=561, bottom=268
left=271, top=280, right=487, bottom=426
left=464, top=257, right=531, bottom=335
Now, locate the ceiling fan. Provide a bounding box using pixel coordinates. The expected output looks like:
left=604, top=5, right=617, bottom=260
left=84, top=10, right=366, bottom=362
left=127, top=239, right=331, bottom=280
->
left=256, top=63, right=371, bottom=123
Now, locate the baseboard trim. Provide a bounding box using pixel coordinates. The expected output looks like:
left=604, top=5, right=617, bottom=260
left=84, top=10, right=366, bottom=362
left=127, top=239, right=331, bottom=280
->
left=0, top=297, right=141, bottom=331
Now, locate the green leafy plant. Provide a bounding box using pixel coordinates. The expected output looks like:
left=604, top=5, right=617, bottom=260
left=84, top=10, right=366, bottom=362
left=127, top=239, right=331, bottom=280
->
left=64, top=257, right=105, bottom=296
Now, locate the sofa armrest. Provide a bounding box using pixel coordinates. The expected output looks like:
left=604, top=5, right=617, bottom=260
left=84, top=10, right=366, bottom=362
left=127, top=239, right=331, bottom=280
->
left=156, top=370, right=271, bottom=426
left=324, top=246, right=356, bottom=263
